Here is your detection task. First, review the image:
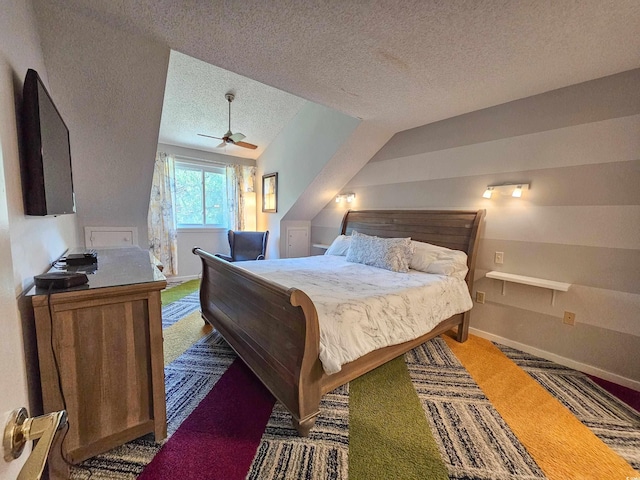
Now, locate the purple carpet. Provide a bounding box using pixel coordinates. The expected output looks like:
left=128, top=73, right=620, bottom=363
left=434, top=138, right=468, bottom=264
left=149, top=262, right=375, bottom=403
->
left=588, top=374, right=640, bottom=413
left=138, top=359, right=275, bottom=480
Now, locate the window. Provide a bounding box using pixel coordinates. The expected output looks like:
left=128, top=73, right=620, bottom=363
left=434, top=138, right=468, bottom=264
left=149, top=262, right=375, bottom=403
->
left=174, top=161, right=228, bottom=228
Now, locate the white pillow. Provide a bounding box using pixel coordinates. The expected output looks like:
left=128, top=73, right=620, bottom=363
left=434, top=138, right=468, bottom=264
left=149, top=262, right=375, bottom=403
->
left=346, top=231, right=413, bottom=273
left=409, top=241, right=441, bottom=271
left=426, top=257, right=469, bottom=279
left=410, top=240, right=469, bottom=279
left=324, top=235, right=352, bottom=256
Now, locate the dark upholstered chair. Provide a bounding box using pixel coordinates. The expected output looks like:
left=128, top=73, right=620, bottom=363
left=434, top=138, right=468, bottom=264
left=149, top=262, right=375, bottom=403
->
left=214, top=230, right=269, bottom=262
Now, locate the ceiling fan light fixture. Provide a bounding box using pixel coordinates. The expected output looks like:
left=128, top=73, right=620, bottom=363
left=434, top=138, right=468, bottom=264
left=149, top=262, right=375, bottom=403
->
left=198, top=92, right=258, bottom=150
left=228, top=132, right=246, bottom=143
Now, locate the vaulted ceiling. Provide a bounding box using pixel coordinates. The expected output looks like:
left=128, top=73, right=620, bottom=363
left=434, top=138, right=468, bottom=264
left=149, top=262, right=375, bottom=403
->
left=58, top=0, right=640, bottom=139
left=59, top=0, right=640, bottom=223
left=159, top=51, right=306, bottom=160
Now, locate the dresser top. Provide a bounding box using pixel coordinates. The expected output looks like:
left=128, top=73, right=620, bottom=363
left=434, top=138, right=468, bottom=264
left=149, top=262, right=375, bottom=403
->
left=27, top=247, right=166, bottom=297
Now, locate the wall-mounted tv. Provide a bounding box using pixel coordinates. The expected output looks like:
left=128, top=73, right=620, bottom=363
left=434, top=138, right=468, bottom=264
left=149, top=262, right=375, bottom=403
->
left=21, top=68, right=75, bottom=216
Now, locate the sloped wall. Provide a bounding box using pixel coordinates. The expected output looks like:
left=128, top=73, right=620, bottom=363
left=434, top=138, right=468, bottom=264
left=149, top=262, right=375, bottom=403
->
left=257, top=102, right=360, bottom=258
left=312, top=69, right=640, bottom=387
left=34, top=0, right=170, bottom=250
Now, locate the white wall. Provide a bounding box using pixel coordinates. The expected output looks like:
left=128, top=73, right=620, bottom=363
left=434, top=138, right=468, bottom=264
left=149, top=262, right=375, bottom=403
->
left=34, top=0, right=170, bottom=251
left=175, top=229, right=228, bottom=280
left=312, top=69, right=640, bottom=389
left=1, top=1, right=78, bottom=293
left=0, top=57, right=30, bottom=480
left=257, top=102, right=360, bottom=258
left=0, top=1, right=78, bottom=477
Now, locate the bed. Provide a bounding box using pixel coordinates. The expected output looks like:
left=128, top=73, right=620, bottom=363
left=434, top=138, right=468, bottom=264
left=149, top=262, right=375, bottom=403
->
left=193, top=209, right=485, bottom=436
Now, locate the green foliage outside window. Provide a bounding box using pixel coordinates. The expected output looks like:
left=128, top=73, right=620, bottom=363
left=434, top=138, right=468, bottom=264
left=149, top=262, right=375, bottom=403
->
left=204, top=171, right=226, bottom=225
left=175, top=163, right=227, bottom=227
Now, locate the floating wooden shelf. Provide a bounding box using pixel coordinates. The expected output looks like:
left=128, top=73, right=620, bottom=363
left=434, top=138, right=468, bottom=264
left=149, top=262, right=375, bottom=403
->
left=486, top=271, right=571, bottom=305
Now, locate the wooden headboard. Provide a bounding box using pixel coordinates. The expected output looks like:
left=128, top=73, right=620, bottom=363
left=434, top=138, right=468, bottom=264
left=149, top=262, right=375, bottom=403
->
left=340, top=209, right=485, bottom=289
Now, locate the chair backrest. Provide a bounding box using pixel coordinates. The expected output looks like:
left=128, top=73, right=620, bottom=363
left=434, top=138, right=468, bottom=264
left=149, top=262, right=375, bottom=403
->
left=229, top=230, right=269, bottom=261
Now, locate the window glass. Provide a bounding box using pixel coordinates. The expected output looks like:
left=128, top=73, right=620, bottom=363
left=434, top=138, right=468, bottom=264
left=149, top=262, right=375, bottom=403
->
left=175, top=161, right=227, bottom=227
left=204, top=170, right=227, bottom=226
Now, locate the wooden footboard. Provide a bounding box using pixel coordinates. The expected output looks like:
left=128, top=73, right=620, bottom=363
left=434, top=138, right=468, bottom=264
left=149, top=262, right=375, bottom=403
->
left=192, top=209, right=484, bottom=436
left=193, top=247, right=324, bottom=435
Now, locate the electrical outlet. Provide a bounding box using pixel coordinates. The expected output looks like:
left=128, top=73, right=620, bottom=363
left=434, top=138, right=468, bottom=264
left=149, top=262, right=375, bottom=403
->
left=563, top=311, right=576, bottom=325
left=476, top=291, right=485, bottom=304
left=495, top=251, right=504, bottom=264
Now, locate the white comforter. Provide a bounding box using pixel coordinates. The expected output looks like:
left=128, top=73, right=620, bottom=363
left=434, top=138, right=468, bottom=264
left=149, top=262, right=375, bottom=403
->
left=237, top=255, right=472, bottom=375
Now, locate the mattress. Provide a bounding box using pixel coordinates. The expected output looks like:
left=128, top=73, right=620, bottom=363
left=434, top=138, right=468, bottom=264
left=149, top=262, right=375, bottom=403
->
left=238, top=255, right=473, bottom=375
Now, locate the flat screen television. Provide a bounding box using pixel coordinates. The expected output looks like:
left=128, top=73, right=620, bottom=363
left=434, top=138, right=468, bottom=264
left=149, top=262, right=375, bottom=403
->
left=21, top=68, right=75, bottom=216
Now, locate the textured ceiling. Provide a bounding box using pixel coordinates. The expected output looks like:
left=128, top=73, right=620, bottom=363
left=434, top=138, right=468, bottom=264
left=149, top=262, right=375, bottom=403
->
left=159, top=51, right=306, bottom=160
left=59, top=0, right=640, bottom=136
left=51, top=0, right=640, bottom=222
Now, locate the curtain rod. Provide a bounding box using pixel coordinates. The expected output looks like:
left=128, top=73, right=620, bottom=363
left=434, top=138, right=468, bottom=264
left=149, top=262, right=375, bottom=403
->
left=157, top=142, right=257, bottom=168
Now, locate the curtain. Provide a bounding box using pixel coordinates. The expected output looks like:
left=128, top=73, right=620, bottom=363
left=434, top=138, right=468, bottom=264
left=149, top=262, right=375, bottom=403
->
left=226, top=165, right=256, bottom=231
left=148, top=152, right=178, bottom=275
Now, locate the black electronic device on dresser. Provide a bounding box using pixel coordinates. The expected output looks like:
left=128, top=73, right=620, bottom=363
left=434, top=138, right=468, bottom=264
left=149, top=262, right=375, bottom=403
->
left=34, top=272, right=88, bottom=289
left=65, top=249, right=98, bottom=266
left=20, top=68, right=76, bottom=216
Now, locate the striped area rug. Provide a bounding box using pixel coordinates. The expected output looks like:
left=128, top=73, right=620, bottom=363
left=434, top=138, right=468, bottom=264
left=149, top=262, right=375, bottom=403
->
left=497, top=344, right=640, bottom=472
left=161, top=291, right=200, bottom=328
left=70, top=292, right=640, bottom=479
left=406, top=339, right=545, bottom=479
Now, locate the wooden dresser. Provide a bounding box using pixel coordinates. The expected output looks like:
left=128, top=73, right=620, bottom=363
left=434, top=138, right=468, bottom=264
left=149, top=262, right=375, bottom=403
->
left=27, top=247, right=167, bottom=478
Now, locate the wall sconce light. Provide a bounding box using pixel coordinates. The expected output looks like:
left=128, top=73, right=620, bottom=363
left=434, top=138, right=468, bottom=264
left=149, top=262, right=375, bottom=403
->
left=482, top=183, right=529, bottom=199
left=512, top=185, right=524, bottom=198
left=335, top=193, right=356, bottom=203
left=482, top=187, right=494, bottom=199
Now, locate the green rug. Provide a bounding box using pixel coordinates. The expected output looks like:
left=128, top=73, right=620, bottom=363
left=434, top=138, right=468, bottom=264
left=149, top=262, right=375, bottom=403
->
left=161, top=279, right=208, bottom=365
left=349, top=356, right=448, bottom=480
left=161, top=279, right=200, bottom=304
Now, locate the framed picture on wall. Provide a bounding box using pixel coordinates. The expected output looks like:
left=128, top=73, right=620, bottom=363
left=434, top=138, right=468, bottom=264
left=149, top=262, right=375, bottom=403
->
left=262, top=172, right=278, bottom=213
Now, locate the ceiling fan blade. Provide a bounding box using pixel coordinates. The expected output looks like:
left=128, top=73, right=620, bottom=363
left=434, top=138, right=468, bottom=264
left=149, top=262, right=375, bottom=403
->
left=228, top=132, right=246, bottom=143
left=200, top=94, right=255, bottom=149
left=198, top=133, right=223, bottom=140
left=234, top=141, right=258, bottom=150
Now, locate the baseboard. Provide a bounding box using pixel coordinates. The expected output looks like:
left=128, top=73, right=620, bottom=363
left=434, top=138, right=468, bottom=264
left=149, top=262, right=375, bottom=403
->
left=469, top=328, right=640, bottom=392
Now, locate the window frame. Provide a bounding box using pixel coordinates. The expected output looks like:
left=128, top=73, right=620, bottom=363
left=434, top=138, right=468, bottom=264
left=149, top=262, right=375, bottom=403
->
left=174, top=159, right=228, bottom=230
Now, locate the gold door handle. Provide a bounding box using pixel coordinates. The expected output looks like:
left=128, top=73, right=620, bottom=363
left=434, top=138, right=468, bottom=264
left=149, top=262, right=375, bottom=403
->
left=3, top=407, right=68, bottom=480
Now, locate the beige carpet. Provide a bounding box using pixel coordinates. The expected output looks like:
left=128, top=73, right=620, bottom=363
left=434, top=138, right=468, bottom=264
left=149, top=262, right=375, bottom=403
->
left=163, top=310, right=212, bottom=366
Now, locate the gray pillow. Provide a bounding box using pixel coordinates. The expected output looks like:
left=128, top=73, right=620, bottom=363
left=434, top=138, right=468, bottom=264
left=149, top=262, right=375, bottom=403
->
left=346, top=231, right=413, bottom=273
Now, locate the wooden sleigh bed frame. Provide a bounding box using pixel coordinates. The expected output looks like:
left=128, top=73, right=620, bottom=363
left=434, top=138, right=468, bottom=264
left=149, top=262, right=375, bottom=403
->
left=193, top=209, right=485, bottom=436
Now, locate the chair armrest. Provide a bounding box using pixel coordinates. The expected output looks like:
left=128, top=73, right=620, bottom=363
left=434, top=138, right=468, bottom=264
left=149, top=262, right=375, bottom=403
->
left=214, top=253, right=233, bottom=262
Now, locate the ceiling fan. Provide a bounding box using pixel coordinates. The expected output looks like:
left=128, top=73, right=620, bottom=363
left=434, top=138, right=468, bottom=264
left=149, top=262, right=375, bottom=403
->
left=198, top=93, right=257, bottom=150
